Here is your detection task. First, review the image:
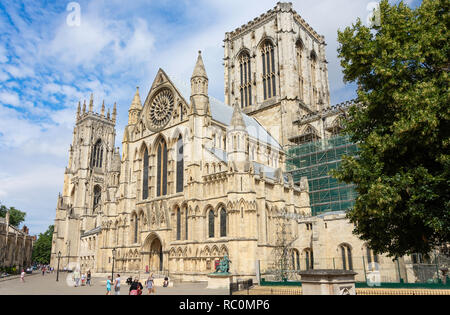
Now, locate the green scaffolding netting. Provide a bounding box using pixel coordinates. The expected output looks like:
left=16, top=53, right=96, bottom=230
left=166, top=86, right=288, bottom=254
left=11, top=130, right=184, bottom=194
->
left=286, top=135, right=359, bottom=216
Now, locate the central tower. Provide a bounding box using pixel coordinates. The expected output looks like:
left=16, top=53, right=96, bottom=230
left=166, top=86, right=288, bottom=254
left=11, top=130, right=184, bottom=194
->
left=224, top=2, right=330, bottom=148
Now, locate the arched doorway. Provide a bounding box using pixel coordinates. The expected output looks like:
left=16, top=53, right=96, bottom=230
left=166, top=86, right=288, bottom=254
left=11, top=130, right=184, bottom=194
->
left=143, top=233, right=164, bottom=273
left=150, top=238, right=163, bottom=272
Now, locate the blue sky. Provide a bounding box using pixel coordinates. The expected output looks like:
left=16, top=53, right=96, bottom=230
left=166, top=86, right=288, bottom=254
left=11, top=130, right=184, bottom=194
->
left=0, top=0, right=422, bottom=235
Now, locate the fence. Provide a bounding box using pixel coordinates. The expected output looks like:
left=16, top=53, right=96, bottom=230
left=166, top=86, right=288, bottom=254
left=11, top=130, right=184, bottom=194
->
left=260, top=255, right=450, bottom=285
left=230, top=279, right=253, bottom=295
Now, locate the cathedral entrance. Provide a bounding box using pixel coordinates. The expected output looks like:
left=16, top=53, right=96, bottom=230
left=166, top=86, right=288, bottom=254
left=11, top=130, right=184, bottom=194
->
left=144, top=233, right=163, bottom=273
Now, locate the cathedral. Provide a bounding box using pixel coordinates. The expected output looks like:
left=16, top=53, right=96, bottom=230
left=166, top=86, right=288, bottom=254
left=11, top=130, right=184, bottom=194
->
left=51, top=2, right=414, bottom=283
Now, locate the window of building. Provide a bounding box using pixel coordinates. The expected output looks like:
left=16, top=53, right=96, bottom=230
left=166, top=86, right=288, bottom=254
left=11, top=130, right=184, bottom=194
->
left=185, top=208, right=188, bottom=240
left=220, top=208, right=227, bottom=237
left=93, top=185, right=101, bottom=211
left=208, top=210, right=215, bottom=238
left=176, top=207, right=181, bottom=241
left=134, top=214, right=139, bottom=244
left=239, top=52, right=252, bottom=108
left=310, top=51, right=318, bottom=107
left=176, top=136, right=184, bottom=193
left=91, top=140, right=103, bottom=168
left=261, top=41, right=276, bottom=100
left=304, top=248, right=314, bottom=270
left=296, top=40, right=304, bottom=100
left=143, top=147, right=149, bottom=200
left=340, top=244, right=353, bottom=271
left=156, top=138, right=168, bottom=197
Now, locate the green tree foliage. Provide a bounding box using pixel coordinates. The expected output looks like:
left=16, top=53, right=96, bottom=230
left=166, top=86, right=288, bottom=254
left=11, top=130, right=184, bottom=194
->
left=0, top=203, right=26, bottom=228
left=32, top=225, right=54, bottom=265
left=333, top=0, right=449, bottom=258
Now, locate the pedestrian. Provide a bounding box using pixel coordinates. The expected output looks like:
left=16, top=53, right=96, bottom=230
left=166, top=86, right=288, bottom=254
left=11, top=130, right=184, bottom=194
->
left=87, top=270, right=92, bottom=286
left=81, top=273, right=86, bottom=286
left=145, top=273, right=154, bottom=295
left=129, top=278, right=143, bottom=295
left=20, top=269, right=25, bottom=283
left=163, top=277, right=169, bottom=288
left=73, top=269, right=80, bottom=287
left=114, top=274, right=121, bottom=295
left=42, top=267, right=45, bottom=276
left=106, top=276, right=112, bottom=295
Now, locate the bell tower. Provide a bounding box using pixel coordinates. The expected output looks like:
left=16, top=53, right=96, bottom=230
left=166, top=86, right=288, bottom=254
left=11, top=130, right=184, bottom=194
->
left=223, top=2, right=330, bottom=147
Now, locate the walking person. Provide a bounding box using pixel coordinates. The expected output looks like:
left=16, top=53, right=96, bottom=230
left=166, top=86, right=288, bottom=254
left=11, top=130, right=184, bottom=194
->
left=145, top=273, right=154, bottom=295
left=114, top=274, right=121, bottom=295
left=20, top=269, right=25, bottom=283
left=87, top=270, right=92, bottom=286
left=73, top=269, right=80, bottom=287
left=106, top=276, right=113, bottom=295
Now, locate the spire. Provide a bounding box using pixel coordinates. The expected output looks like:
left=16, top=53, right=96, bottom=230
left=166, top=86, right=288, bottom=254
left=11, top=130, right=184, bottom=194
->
left=191, top=50, right=208, bottom=79
left=107, top=108, right=110, bottom=120
left=76, top=101, right=81, bottom=119
left=101, top=100, right=105, bottom=116
left=112, top=102, right=117, bottom=123
left=230, top=103, right=247, bottom=129
left=89, top=93, right=94, bottom=112
left=82, top=100, right=86, bottom=114
left=130, top=87, right=142, bottom=111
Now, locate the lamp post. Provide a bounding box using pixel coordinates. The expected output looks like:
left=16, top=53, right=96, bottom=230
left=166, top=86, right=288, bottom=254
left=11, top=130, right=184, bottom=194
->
left=111, top=248, right=116, bottom=281
left=56, top=251, right=61, bottom=282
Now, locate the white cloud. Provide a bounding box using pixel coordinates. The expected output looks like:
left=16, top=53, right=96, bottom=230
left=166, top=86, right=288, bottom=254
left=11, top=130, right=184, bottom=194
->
left=0, top=91, right=20, bottom=107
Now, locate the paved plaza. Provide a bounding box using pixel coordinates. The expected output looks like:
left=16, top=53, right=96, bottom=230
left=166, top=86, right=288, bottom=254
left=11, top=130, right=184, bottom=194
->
left=0, top=273, right=228, bottom=295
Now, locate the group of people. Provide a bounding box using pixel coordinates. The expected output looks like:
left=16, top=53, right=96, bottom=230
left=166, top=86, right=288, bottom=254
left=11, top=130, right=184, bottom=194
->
left=71, top=270, right=92, bottom=287
left=106, top=273, right=168, bottom=295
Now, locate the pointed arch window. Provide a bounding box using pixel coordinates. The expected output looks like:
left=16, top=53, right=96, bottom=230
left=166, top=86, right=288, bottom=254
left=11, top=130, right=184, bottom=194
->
left=176, top=207, right=181, bottom=241
left=340, top=244, right=353, bottom=271
left=93, top=185, right=101, bottom=212
left=91, top=140, right=103, bottom=168
left=133, top=213, right=139, bottom=244
left=304, top=248, right=314, bottom=270
left=176, top=136, right=184, bottom=193
left=365, top=245, right=379, bottom=271
left=156, top=138, right=168, bottom=197
left=310, top=51, right=318, bottom=107
left=296, top=40, right=304, bottom=101
left=261, top=41, right=276, bottom=100
left=142, top=147, right=149, bottom=200
left=208, top=209, right=215, bottom=238
left=185, top=208, right=189, bottom=240
left=239, top=52, right=252, bottom=108
left=220, top=208, right=227, bottom=237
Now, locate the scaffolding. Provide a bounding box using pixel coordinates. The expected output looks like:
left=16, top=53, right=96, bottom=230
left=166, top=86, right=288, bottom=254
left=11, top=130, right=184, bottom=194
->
left=286, top=135, right=359, bottom=216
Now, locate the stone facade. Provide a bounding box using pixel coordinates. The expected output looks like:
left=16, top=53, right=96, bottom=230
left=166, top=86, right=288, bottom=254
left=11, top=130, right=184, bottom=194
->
left=0, top=213, right=34, bottom=270
left=50, top=2, right=412, bottom=283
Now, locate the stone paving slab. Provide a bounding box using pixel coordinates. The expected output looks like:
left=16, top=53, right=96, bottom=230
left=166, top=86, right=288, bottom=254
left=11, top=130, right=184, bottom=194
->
left=0, top=272, right=229, bottom=295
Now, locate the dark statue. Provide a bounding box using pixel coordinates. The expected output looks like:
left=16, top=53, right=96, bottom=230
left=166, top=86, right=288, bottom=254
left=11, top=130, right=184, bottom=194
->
left=215, top=255, right=231, bottom=274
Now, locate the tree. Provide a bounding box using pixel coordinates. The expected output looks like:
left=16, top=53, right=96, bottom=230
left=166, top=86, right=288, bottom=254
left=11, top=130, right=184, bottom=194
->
left=32, top=225, right=54, bottom=265
left=333, top=0, right=449, bottom=258
left=0, top=203, right=26, bottom=228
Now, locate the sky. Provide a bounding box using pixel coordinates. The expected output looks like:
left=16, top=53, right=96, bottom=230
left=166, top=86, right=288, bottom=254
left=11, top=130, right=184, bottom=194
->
left=0, top=0, right=422, bottom=235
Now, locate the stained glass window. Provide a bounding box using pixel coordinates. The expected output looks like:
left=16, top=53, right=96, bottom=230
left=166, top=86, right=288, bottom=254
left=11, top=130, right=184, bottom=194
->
left=143, top=147, right=149, bottom=200
left=176, top=136, right=184, bottom=193
left=91, top=140, right=103, bottom=168
left=220, top=208, right=227, bottom=237
left=208, top=210, right=215, bottom=238
left=261, top=41, right=276, bottom=100
left=239, top=52, right=252, bottom=108
left=156, top=138, right=168, bottom=197
left=176, top=208, right=181, bottom=241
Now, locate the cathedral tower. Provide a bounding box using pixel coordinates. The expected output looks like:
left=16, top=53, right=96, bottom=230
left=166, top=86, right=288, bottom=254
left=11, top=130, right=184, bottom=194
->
left=52, top=95, right=119, bottom=268
left=224, top=2, right=330, bottom=147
